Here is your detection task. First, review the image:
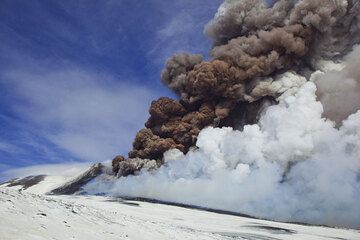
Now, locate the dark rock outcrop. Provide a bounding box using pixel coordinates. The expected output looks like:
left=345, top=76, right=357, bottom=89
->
left=4, top=175, right=46, bottom=190
left=50, top=163, right=103, bottom=195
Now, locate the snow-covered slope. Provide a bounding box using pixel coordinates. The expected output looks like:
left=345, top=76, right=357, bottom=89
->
left=1, top=166, right=360, bottom=240
left=1, top=187, right=360, bottom=240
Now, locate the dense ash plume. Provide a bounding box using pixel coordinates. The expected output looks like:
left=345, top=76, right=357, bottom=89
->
left=205, top=0, right=360, bottom=58
left=113, top=0, right=360, bottom=176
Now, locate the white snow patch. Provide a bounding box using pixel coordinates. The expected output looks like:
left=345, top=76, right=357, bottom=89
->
left=1, top=188, right=359, bottom=240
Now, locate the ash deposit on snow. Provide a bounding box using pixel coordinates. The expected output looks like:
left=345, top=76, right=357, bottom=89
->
left=89, top=0, right=360, bottom=229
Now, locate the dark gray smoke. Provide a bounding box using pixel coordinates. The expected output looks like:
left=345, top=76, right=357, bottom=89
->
left=314, top=45, right=360, bottom=126
left=205, top=0, right=360, bottom=58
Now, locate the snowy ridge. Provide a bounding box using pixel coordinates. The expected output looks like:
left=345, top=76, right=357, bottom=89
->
left=0, top=163, right=103, bottom=195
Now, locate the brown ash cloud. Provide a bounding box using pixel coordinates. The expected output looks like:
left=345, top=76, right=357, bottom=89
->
left=113, top=0, right=360, bottom=175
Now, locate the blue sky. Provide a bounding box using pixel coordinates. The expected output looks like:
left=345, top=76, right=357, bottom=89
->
left=0, top=0, right=223, bottom=172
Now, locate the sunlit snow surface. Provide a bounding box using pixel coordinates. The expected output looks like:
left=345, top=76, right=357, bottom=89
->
left=1, top=174, right=360, bottom=240
left=1, top=186, right=360, bottom=240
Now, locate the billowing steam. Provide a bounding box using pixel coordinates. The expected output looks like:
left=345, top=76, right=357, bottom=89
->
left=102, top=0, right=360, bottom=229
left=87, top=81, right=360, bottom=229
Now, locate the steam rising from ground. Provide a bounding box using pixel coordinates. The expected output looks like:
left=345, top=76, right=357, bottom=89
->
left=98, top=0, right=360, bottom=229
left=86, top=80, right=360, bottom=229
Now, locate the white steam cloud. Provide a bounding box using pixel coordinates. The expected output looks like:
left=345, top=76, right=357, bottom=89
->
left=85, top=46, right=360, bottom=229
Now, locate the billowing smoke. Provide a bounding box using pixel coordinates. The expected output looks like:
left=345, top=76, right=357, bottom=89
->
left=314, top=46, right=360, bottom=126
left=104, top=0, right=360, bottom=229
left=119, top=0, right=360, bottom=163
left=205, top=0, right=360, bottom=58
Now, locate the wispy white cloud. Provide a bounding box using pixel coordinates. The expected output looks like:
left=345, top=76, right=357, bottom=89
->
left=1, top=162, right=93, bottom=181
left=0, top=140, right=24, bottom=155
left=1, top=57, right=159, bottom=163
left=147, top=0, right=222, bottom=63
left=158, top=12, right=196, bottom=38
left=0, top=0, right=221, bottom=170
